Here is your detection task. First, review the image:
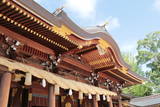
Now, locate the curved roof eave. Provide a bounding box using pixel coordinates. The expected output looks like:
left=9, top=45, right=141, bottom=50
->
left=15, top=0, right=144, bottom=82
left=56, top=11, right=131, bottom=70
left=13, top=0, right=130, bottom=68
left=16, top=0, right=131, bottom=70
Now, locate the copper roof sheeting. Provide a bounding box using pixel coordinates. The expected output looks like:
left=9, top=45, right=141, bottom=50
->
left=130, top=94, right=160, bottom=106
left=0, top=56, right=117, bottom=96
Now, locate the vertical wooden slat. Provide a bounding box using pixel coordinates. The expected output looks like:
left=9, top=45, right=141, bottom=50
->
left=93, top=95, right=98, bottom=107
left=109, top=97, right=113, bottom=107
left=0, top=72, right=12, bottom=107
left=21, top=88, right=29, bottom=107
left=12, top=87, right=23, bottom=107
left=118, top=96, right=123, bottom=107
left=48, top=85, right=56, bottom=107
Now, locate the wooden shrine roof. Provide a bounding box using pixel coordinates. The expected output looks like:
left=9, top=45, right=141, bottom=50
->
left=0, top=0, right=144, bottom=85
left=130, top=94, right=160, bottom=106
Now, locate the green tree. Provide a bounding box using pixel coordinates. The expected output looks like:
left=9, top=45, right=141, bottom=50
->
left=122, top=52, right=152, bottom=97
left=123, top=83, right=153, bottom=97
left=136, top=31, right=160, bottom=93
left=122, top=52, right=143, bottom=76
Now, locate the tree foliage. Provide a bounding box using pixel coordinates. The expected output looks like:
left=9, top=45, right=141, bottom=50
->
left=122, top=52, right=144, bottom=76
left=123, top=83, right=153, bottom=97
left=122, top=53, right=152, bottom=97
left=123, top=31, right=160, bottom=96
left=136, top=31, right=160, bottom=93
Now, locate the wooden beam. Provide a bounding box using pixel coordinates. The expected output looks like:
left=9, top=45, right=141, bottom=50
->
left=0, top=65, right=8, bottom=72
left=0, top=25, right=55, bottom=55
left=60, top=57, right=91, bottom=72
left=105, top=70, right=134, bottom=84
left=0, top=72, right=12, bottom=107
left=76, top=46, right=97, bottom=55
left=48, top=85, right=56, bottom=107
left=95, top=65, right=115, bottom=72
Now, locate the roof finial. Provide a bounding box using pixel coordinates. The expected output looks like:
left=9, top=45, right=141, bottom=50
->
left=53, top=6, right=65, bottom=16
left=97, top=21, right=109, bottom=31
left=101, top=21, right=109, bottom=28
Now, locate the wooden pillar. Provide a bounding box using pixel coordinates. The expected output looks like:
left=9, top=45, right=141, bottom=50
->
left=93, top=96, right=98, bottom=107
left=109, top=97, right=113, bottom=107
left=0, top=72, right=12, bottom=107
left=48, top=85, right=56, bottom=107
left=118, top=97, right=122, bottom=107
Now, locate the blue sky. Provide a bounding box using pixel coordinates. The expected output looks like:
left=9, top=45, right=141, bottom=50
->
left=34, top=0, right=160, bottom=54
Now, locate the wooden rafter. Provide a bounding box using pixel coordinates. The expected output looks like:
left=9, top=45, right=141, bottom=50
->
left=0, top=0, right=78, bottom=52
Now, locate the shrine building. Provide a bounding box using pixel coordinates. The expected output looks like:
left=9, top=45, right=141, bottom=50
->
left=0, top=0, right=144, bottom=107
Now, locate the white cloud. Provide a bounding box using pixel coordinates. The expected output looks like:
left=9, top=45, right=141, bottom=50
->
left=153, top=0, right=160, bottom=12
left=34, top=0, right=97, bottom=19
left=65, top=0, right=97, bottom=18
